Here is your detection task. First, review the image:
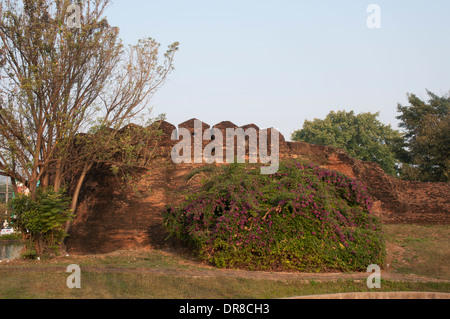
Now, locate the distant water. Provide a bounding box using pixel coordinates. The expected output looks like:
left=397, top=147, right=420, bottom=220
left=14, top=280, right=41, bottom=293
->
left=0, top=241, right=24, bottom=260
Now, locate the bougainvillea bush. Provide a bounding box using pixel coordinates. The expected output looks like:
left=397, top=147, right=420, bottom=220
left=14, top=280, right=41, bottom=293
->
left=163, top=161, right=385, bottom=272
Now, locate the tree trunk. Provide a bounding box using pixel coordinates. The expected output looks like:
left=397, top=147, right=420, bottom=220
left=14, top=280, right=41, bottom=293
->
left=10, top=178, right=18, bottom=196
left=64, top=162, right=93, bottom=233
left=54, top=161, right=62, bottom=192
left=30, top=169, right=38, bottom=200
left=41, top=172, right=49, bottom=188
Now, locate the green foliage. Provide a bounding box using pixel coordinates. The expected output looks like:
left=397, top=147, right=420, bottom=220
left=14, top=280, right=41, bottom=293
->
left=396, top=90, right=450, bottom=182
left=163, top=161, right=386, bottom=272
left=291, top=111, right=403, bottom=176
left=186, top=165, right=217, bottom=180
left=9, top=187, right=73, bottom=257
left=0, top=201, right=7, bottom=222
left=0, top=233, right=22, bottom=241
left=0, top=0, right=178, bottom=207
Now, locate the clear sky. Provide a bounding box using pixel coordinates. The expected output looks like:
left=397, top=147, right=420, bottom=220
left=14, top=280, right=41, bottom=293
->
left=106, top=0, right=450, bottom=140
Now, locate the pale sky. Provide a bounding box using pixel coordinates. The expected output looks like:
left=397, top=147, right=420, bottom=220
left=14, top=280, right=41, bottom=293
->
left=85, top=1, right=450, bottom=139
left=1, top=1, right=449, bottom=183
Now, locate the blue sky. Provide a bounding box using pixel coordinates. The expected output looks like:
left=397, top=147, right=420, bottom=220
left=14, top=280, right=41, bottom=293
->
left=106, top=0, right=450, bottom=139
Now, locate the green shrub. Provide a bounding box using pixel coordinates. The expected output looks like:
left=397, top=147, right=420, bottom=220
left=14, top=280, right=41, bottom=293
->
left=163, top=161, right=385, bottom=272
left=0, top=233, right=22, bottom=241
left=9, top=187, right=73, bottom=258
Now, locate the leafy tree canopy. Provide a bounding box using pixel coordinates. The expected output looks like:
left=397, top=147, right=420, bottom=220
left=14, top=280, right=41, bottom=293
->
left=291, top=110, right=403, bottom=176
left=396, top=90, right=449, bottom=182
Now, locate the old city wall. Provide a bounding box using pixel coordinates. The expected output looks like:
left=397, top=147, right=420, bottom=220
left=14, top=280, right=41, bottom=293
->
left=66, top=119, right=449, bottom=254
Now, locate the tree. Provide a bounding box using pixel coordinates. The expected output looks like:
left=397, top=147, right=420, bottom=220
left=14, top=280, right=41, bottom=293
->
left=291, top=110, right=404, bottom=176
left=63, top=117, right=166, bottom=233
left=9, top=187, right=73, bottom=257
left=396, top=90, right=449, bottom=182
left=0, top=0, right=178, bottom=238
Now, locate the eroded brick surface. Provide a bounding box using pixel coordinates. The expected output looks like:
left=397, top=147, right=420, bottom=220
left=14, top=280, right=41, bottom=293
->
left=66, top=120, right=449, bottom=254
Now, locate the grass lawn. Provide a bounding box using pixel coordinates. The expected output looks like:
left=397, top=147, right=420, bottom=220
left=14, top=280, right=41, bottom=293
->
left=1, top=271, right=447, bottom=299
left=383, top=224, right=450, bottom=279
left=0, top=224, right=448, bottom=299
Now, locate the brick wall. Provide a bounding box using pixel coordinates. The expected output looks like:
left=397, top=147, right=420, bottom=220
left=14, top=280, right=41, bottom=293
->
left=66, top=120, right=449, bottom=254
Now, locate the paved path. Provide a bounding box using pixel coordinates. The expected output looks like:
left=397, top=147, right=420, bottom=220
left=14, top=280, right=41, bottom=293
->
left=288, top=292, right=450, bottom=299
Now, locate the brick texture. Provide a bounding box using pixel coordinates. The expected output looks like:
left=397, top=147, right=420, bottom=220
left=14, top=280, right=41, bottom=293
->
left=66, top=120, right=449, bottom=254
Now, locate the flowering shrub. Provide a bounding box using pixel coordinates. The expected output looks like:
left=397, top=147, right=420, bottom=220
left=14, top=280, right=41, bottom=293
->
left=163, top=161, right=385, bottom=272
